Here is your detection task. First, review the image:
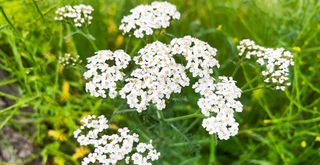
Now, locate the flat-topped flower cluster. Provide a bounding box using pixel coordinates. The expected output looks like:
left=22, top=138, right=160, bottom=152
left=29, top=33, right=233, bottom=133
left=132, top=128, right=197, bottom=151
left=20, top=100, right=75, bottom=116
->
left=193, top=76, right=242, bottom=140
left=120, top=41, right=190, bottom=112
left=83, top=50, right=131, bottom=98
left=74, top=115, right=160, bottom=165
left=119, top=1, right=180, bottom=38
left=169, top=36, right=220, bottom=78
left=237, top=39, right=294, bottom=91
left=55, top=4, right=94, bottom=27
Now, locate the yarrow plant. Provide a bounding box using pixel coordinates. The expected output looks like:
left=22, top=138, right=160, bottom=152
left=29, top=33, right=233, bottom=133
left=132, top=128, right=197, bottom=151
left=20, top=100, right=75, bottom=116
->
left=84, top=50, right=131, bottom=98
left=55, top=4, right=94, bottom=27
left=73, top=115, right=160, bottom=165
left=79, top=0, right=295, bottom=143
left=237, top=39, right=294, bottom=91
left=120, top=41, right=190, bottom=112
left=119, top=1, right=180, bottom=38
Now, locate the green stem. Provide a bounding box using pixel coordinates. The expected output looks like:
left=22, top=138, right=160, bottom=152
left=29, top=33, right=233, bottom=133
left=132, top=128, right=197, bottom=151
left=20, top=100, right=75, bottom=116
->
left=242, top=85, right=269, bottom=93
left=209, top=135, right=217, bottom=165
left=231, top=61, right=241, bottom=77
left=32, top=0, right=45, bottom=21
left=125, top=37, right=131, bottom=52
left=0, top=107, right=18, bottom=129
left=78, top=30, right=98, bottom=51
left=0, top=95, right=39, bottom=115
left=164, top=32, right=176, bottom=38
left=156, top=110, right=162, bottom=120
left=0, top=6, right=19, bottom=36
left=183, top=118, right=200, bottom=133
left=170, top=139, right=210, bottom=147
left=164, top=113, right=204, bottom=122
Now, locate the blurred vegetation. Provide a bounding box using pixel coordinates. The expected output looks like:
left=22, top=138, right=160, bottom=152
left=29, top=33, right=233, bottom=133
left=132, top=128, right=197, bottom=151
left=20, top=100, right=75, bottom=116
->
left=0, top=0, right=320, bottom=164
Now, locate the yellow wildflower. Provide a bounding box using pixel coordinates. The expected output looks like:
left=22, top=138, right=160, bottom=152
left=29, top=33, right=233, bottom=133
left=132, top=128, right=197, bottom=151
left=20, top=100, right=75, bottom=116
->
left=48, top=130, right=67, bottom=141
left=60, top=81, right=70, bottom=101
left=115, top=35, right=124, bottom=48
left=292, top=46, right=301, bottom=53
left=72, top=147, right=90, bottom=160
left=315, top=136, right=320, bottom=142
left=300, top=140, right=307, bottom=148
left=53, top=157, right=65, bottom=165
left=108, top=19, right=118, bottom=34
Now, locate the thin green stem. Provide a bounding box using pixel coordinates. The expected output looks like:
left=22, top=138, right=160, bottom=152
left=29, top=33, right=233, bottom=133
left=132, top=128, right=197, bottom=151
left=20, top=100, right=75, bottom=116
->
left=164, top=32, right=176, bottom=39
left=0, top=91, right=19, bottom=101
left=231, top=62, right=241, bottom=77
left=241, top=62, right=274, bottom=118
left=242, top=86, right=265, bottom=93
left=0, top=95, right=39, bottom=115
left=183, top=118, right=200, bottom=133
left=164, top=113, right=204, bottom=122
left=170, top=139, right=210, bottom=147
left=112, top=108, right=137, bottom=115
left=78, top=30, right=98, bottom=51
left=125, top=37, right=131, bottom=52
left=209, top=135, right=217, bottom=165
left=0, top=6, right=20, bottom=36
left=0, top=107, right=18, bottom=129
left=32, top=0, right=45, bottom=21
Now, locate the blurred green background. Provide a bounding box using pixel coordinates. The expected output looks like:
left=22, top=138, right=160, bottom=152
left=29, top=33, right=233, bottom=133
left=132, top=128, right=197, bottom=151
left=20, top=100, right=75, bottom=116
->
left=0, top=0, right=320, bottom=164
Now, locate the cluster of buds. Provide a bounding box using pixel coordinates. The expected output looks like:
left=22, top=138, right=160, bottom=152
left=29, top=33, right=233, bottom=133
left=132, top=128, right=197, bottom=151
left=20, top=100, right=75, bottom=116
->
left=58, top=53, right=82, bottom=66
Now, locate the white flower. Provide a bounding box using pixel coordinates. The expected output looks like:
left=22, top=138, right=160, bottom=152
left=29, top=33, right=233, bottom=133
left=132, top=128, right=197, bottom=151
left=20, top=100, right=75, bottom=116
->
left=119, top=1, right=180, bottom=38
left=74, top=115, right=109, bottom=146
left=120, top=41, right=190, bottom=112
left=202, top=114, right=239, bottom=140
left=237, top=39, right=294, bottom=91
left=193, top=76, right=243, bottom=140
left=74, top=115, right=160, bottom=165
left=84, top=50, right=131, bottom=98
left=169, top=36, right=220, bottom=78
left=55, top=4, right=94, bottom=27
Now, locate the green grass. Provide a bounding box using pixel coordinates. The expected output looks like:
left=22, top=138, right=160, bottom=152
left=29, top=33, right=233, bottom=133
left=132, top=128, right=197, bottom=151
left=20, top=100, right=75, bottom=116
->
left=0, top=0, right=320, bottom=164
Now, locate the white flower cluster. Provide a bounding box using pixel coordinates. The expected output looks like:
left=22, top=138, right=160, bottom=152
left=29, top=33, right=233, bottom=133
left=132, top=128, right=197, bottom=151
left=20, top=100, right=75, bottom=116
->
left=119, top=1, right=180, bottom=38
left=237, top=39, right=294, bottom=91
left=74, top=115, right=160, bottom=165
left=82, top=33, right=244, bottom=139
left=193, top=76, right=243, bottom=140
left=170, top=36, right=220, bottom=78
left=55, top=4, right=94, bottom=27
left=84, top=50, right=131, bottom=98
left=120, top=41, right=189, bottom=112
left=58, top=53, right=82, bottom=66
